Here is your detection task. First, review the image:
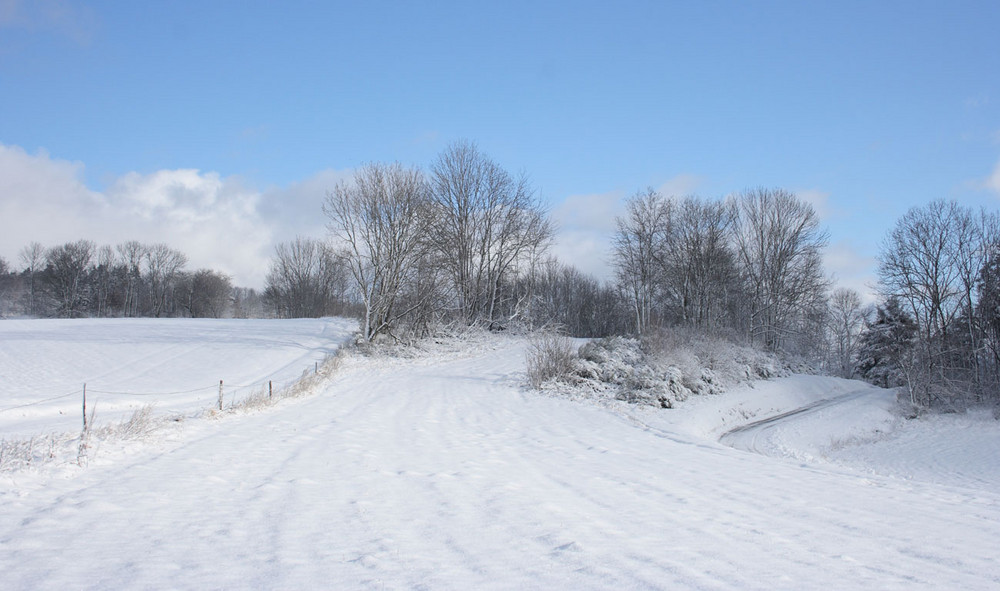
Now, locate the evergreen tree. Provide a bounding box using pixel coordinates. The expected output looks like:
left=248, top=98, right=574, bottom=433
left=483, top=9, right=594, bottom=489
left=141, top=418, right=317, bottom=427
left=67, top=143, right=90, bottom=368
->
left=857, top=297, right=917, bottom=389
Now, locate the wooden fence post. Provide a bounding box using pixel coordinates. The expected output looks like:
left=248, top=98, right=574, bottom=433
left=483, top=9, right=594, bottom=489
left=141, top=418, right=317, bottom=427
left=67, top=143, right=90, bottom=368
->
left=82, top=383, right=87, bottom=431
left=218, top=380, right=224, bottom=411
left=269, top=380, right=273, bottom=400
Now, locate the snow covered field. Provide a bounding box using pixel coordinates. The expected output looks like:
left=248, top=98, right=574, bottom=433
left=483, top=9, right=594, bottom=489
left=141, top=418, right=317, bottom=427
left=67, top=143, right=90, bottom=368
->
left=0, top=317, right=358, bottom=439
left=2, top=322, right=999, bottom=589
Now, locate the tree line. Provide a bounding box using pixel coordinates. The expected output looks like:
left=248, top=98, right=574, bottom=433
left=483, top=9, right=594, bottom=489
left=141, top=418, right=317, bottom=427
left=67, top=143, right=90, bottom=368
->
left=7, top=140, right=1000, bottom=410
left=611, top=187, right=829, bottom=353
left=0, top=240, right=255, bottom=319
left=270, top=142, right=832, bottom=354
left=850, top=199, right=1000, bottom=409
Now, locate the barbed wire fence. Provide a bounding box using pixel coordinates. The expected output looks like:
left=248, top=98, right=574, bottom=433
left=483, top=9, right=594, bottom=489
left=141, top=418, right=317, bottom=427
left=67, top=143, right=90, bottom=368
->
left=0, top=349, right=348, bottom=471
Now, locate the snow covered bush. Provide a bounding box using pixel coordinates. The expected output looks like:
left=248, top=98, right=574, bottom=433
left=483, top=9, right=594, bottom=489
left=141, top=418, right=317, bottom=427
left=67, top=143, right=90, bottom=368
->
left=530, top=327, right=788, bottom=410
left=526, top=332, right=576, bottom=389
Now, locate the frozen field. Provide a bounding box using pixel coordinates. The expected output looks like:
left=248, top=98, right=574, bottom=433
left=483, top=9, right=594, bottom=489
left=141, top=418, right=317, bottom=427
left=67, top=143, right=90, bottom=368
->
left=0, top=318, right=358, bottom=439
left=1, top=322, right=999, bottom=589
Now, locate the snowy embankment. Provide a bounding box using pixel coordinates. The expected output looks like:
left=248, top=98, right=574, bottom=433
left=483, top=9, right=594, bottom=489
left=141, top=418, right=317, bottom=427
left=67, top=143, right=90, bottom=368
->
left=1, top=326, right=999, bottom=589
left=705, top=377, right=1000, bottom=491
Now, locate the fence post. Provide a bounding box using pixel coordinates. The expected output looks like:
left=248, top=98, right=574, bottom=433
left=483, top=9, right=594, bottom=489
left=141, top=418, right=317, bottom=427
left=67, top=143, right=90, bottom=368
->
left=269, top=380, right=273, bottom=400
left=315, top=361, right=318, bottom=374
left=218, top=380, right=224, bottom=411
left=82, top=383, right=87, bottom=431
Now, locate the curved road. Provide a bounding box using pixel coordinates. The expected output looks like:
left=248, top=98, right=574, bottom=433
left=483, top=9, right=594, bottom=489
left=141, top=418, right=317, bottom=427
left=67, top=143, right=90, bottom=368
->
left=719, top=389, right=874, bottom=454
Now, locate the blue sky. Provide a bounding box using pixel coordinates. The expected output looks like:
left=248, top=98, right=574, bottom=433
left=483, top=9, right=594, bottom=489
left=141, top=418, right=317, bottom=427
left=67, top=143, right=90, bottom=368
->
left=2, top=0, right=999, bottom=294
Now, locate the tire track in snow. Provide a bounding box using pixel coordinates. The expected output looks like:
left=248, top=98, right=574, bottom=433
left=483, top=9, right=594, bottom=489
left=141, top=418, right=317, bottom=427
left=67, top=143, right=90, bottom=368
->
left=719, top=389, right=874, bottom=455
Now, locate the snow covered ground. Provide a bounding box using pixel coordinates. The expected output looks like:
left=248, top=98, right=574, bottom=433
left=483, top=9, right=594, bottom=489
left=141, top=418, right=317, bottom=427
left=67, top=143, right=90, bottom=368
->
left=711, top=377, right=1000, bottom=491
left=0, top=317, right=358, bottom=439
left=2, top=324, right=999, bottom=589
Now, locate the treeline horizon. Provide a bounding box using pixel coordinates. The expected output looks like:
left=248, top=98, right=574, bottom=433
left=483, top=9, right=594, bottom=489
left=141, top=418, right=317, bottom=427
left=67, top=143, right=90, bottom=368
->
left=0, top=239, right=263, bottom=320
left=4, top=141, right=1000, bottom=411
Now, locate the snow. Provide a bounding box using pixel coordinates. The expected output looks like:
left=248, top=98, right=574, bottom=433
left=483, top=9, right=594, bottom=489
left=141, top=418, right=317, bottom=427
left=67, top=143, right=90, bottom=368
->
left=708, top=379, right=1000, bottom=491
left=2, top=322, right=1000, bottom=589
left=0, top=317, right=358, bottom=439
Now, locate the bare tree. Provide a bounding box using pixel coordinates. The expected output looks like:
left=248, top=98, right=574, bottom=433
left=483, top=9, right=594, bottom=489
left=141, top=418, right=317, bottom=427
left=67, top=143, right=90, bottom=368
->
left=264, top=237, right=348, bottom=318
left=187, top=269, right=233, bottom=318
left=0, top=256, right=14, bottom=317
left=668, top=196, right=739, bottom=331
left=43, top=240, right=95, bottom=318
left=18, top=242, right=45, bottom=316
left=144, top=243, right=188, bottom=317
left=325, top=162, right=432, bottom=341
left=232, top=287, right=264, bottom=319
left=429, top=141, right=552, bottom=326
left=732, top=188, right=829, bottom=352
left=828, top=287, right=867, bottom=377
left=878, top=200, right=971, bottom=346
left=116, top=240, right=147, bottom=317
left=91, top=245, right=116, bottom=317
left=526, top=257, right=629, bottom=337
left=612, top=188, right=671, bottom=334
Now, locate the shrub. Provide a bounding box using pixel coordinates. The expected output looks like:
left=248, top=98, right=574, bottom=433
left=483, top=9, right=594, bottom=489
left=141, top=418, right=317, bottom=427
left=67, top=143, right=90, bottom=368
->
left=526, top=332, right=576, bottom=389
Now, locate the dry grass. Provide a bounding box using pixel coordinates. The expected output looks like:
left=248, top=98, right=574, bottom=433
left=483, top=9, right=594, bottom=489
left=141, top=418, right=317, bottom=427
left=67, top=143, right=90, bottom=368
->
left=229, top=348, right=346, bottom=412
left=525, top=331, right=576, bottom=389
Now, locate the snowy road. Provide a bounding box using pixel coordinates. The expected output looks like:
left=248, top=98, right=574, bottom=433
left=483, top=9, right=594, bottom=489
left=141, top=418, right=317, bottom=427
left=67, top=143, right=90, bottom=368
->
left=3, top=340, right=1000, bottom=589
left=719, top=389, right=874, bottom=454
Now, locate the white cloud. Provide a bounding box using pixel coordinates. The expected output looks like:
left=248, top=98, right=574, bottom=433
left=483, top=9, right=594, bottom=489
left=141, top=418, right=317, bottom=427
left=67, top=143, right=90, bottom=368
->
left=552, top=189, right=624, bottom=235
left=259, top=168, right=353, bottom=246
left=796, top=188, right=833, bottom=220
left=986, top=157, right=1000, bottom=195
left=549, top=190, right=624, bottom=279
left=0, top=143, right=348, bottom=288
left=548, top=174, right=706, bottom=280
left=655, top=174, right=702, bottom=198
left=824, top=240, right=878, bottom=304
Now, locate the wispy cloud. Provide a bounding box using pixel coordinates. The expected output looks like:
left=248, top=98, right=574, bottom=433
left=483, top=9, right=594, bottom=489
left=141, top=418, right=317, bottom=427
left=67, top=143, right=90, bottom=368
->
left=987, top=157, right=1000, bottom=196
left=550, top=189, right=624, bottom=279
left=964, top=94, right=990, bottom=109
left=0, top=0, right=97, bottom=44
left=796, top=188, right=833, bottom=220
left=655, top=174, right=702, bottom=198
